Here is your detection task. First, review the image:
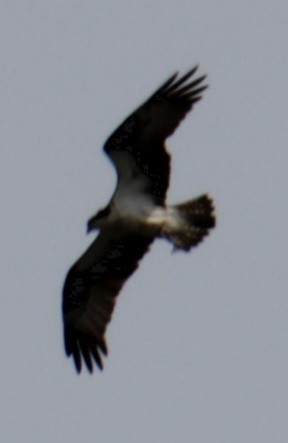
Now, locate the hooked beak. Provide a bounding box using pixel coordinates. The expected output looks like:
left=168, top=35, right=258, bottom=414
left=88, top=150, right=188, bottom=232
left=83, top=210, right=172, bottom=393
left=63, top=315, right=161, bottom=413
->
left=87, top=214, right=97, bottom=233
left=87, top=219, right=93, bottom=234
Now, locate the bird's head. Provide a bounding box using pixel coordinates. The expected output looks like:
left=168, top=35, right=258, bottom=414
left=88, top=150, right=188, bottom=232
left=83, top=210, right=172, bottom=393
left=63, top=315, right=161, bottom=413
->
left=87, top=205, right=111, bottom=233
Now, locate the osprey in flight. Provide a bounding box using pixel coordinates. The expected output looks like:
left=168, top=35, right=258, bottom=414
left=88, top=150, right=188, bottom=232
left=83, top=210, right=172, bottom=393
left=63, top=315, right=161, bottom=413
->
left=63, top=66, right=215, bottom=373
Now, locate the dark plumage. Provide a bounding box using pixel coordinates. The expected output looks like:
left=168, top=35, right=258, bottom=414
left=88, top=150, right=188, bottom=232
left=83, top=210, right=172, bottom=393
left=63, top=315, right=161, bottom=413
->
left=62, top=66, right=215, bottom=373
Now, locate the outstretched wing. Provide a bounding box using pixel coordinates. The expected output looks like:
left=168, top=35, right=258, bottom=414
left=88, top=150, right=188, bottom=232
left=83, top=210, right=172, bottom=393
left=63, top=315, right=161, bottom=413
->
left=63, top=229, right=152, bottom=373
left=104, top=66, right=207, bottom=205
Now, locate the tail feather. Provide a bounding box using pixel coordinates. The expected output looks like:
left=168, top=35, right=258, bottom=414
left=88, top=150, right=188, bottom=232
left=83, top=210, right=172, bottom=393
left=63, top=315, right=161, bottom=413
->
left=164, top=195, right=215, bottom=251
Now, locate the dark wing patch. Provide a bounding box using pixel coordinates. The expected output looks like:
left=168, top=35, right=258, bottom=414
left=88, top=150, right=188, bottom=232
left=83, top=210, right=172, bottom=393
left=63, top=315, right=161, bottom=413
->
left=104, top=66, right=207, bottom=204
left=63, top=232, right=153, bottom=373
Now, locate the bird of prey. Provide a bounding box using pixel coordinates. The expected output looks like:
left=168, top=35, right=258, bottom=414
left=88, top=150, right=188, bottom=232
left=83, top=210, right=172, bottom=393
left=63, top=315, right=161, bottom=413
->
left=62, top=66, right=215, bottom=373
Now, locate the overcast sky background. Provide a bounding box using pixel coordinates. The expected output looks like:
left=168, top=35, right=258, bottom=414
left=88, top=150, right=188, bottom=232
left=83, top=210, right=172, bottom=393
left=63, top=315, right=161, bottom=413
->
left=1, top=2, right=288, bottom=442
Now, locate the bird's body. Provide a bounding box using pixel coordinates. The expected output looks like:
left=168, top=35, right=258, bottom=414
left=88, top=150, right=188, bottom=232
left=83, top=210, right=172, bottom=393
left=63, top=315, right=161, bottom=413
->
left=63, top=66, right=216, bottom=373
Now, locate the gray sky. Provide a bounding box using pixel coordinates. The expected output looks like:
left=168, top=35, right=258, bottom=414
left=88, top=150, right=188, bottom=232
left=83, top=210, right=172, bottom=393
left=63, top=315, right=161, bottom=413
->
left=1, top=1, right=288, bottom=442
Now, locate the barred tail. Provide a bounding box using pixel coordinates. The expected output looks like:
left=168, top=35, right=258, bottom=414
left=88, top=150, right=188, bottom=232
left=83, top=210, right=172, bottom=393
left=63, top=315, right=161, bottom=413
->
left=165, top=195, right=216, bottom=251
